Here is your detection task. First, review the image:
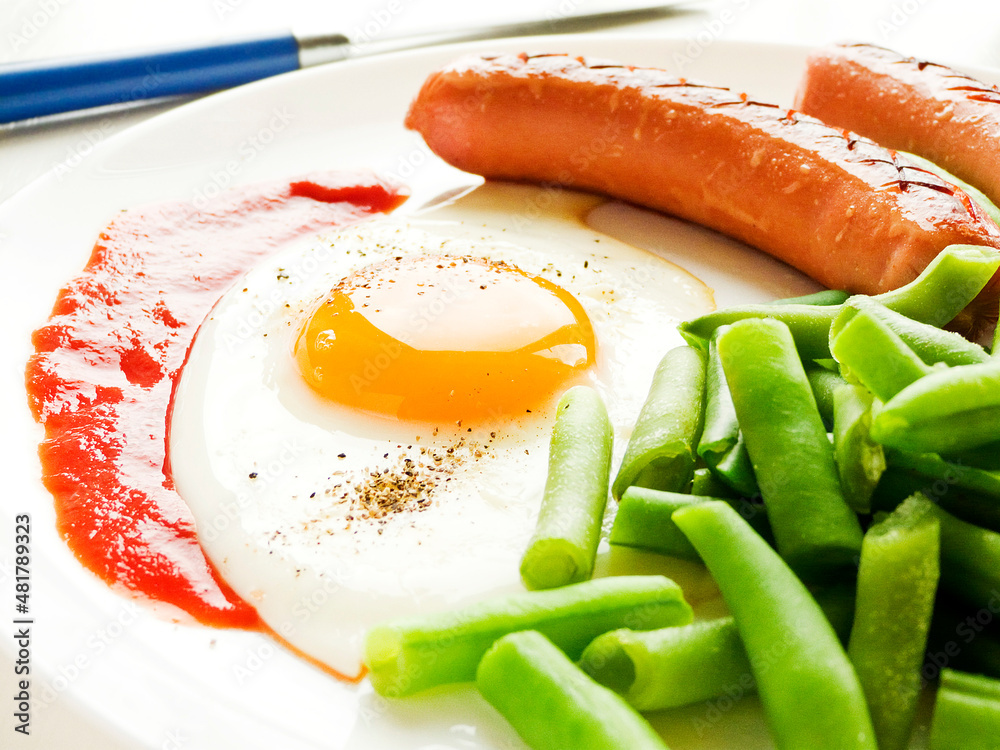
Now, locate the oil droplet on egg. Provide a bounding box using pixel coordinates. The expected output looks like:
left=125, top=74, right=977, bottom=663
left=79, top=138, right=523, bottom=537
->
left=293, top=254, right=596, bottom=422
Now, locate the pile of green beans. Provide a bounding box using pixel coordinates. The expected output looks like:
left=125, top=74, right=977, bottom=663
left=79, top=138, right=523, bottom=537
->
left=359, top=241, right=1000, bottom=750
left=602, top=243, right=1000, bottom=746
left=603, top=242, right=1000, bottom=748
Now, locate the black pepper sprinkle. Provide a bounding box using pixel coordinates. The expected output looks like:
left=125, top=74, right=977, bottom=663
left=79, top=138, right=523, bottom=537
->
left=336, top=436, right=486, bottom=530
left=249, top=472, right=258, bottom=479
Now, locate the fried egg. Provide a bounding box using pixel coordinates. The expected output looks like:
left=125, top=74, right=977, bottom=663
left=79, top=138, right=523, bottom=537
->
left=168, top=182, right=713, bottom=676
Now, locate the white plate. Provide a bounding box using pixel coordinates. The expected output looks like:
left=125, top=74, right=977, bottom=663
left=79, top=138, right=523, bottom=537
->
left=0, top=34, right=955, bottom=749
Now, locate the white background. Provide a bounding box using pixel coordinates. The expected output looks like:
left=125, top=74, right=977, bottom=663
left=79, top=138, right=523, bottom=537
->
left=2, top=0, right=1000, bottom=747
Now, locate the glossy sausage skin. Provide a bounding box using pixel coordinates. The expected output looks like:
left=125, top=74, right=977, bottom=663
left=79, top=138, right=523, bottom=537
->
left=406, top=52, right=1000, bottom=306
left=796, top=43, right=1000, bottom=208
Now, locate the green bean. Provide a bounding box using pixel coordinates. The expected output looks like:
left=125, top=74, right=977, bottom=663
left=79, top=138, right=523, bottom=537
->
left=680, top=302, right=837, bottom=360
left=520, top=386, right=613, bottom=591
left=993, top=294, right=1000, bottom=356
left=819, top=582, right=861, bottom=643
left=689, top=466, right=737, bottom=498
left=581, top=616, right=750, bottom=711
left=886, top=450, right=1000, bottom=498
left=771, top=289, right=851, bottom=306
left=476, top=630, right=668, bottom=750
left=672, top=501, right=877, bottom=749
left=806, top=364, right=847, bottom=428
left=609, top=487, right=771, bottom=560
left=363, top=575, right=692, bottom=697
left=834, top=296, right=990, bottom=367
left=847, top=493, right=940, bottom=750
left=902, top=151, right=1000, bottom=227
left=929, top=669, right=1000, bottom=750
left=830, top=303, right=935, bottom=402
left=872, top=360, right=1000, bottom=454
left=926, top=501, right=1000, bottom=614
left=871, top=243, right=1000, bottom=327
left=707, top=434, right=756, bottom=497
left=927, top=592, right=1000, bottom=681
left=833, top=384, right=886, bottom=514
left=679, top=245, right=1000, bottom=358
left=888, top=448, right=1000, bottom=495
left=696, top=332, right=758, bottom=497
left=609, top=488, right=702, bottom=560
left=611, top=345, right=706, bottom=500
left=580, top=583, right=857, bottom=712
left=952, top=499, right=1000, bottom=539
left=717, top=319, right=863, bottom=580
left=874, top=453, right=1000, bottom=532
left=870, top=466, right=929, bottom=514
left=946, top=440, right=1000, bottom=470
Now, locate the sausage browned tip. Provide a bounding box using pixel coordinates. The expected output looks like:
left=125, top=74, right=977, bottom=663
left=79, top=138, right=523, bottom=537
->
left=406, top=52, right=1000, bottom=330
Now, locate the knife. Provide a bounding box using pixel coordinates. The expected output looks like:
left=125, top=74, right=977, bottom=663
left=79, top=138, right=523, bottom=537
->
left=0, top=3, right=694, bottom=125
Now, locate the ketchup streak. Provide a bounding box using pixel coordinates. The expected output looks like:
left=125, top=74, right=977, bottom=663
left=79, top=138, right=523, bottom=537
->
left=25, top=172, right=406, bottom=628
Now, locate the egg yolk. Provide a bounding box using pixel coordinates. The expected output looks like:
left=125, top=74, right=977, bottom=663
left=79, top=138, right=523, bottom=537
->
left=293, top=254, right=596, bottom=422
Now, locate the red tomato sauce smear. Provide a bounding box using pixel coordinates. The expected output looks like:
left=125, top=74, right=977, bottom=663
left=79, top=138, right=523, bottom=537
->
left=25, top=171, right=407, bottom=628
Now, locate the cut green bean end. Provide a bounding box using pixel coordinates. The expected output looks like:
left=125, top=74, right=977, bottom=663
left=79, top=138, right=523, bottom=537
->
left=521, top=540, right=584, bottom=591
left=578, top=632, right=637, bottom=695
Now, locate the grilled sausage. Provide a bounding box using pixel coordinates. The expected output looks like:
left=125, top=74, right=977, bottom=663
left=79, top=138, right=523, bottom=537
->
left=406, top=52, right=1000, bottom=326
left=796, top=43, right=1000, bottom=209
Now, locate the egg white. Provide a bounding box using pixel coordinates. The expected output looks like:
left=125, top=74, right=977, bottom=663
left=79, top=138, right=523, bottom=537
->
left=168, top=182, right=713, bottom=675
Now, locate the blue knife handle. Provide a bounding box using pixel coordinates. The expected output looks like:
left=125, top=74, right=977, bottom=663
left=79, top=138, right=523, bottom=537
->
left=0, top=32, right=300, bottom=123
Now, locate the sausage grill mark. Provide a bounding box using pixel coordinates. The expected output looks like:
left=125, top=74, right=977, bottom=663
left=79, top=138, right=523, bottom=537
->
left=406, top=49, right=1000, bottom=320
left=501, top=51, right=970, bottom=205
